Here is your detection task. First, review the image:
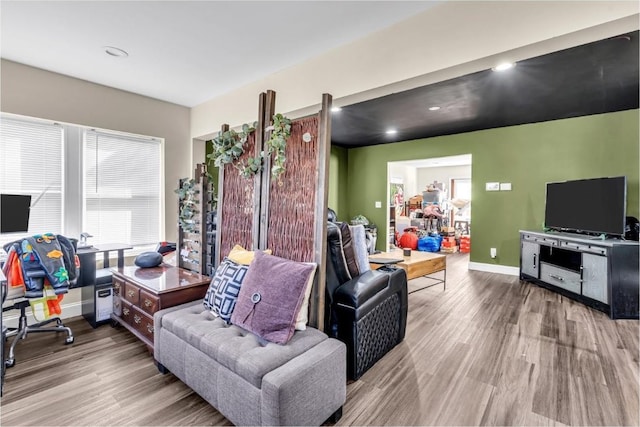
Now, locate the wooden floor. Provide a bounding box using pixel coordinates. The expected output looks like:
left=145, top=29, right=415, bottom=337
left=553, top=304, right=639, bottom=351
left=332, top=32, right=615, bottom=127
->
left=1, top=253, right=637, bottom=426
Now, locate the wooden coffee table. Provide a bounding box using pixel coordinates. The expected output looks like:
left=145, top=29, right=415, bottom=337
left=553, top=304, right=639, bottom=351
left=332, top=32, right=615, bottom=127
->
left=370, top=249, right=446, bottom=293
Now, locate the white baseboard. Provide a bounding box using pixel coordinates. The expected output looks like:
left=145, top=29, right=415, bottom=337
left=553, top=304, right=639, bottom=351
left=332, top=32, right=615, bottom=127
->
left=468, top=262, right=520, bottom=276
left=3, top=301, right=83, bottom=329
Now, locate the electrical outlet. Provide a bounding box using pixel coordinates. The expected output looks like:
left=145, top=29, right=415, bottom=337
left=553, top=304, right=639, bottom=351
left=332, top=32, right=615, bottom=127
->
left=375, top=201, right=382, bottom=208
left=490, top=247, right=497, bottom=258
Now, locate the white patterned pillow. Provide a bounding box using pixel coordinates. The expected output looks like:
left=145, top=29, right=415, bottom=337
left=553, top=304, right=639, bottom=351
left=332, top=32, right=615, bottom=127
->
left=294, top=263, right=317, bottom=331
left=203, top=257, right=249, bottom=323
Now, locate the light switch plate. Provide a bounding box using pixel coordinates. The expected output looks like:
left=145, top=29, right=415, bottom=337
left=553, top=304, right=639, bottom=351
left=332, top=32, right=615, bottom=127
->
left=500, top=182, right=512, bottom=191
left=486, top=182, right=500, bottom=191
left=375, top=201, right=382, bottom=208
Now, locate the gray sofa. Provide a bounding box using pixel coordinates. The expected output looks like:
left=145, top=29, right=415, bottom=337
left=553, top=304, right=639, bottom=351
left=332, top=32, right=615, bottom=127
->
left=154, top=301, right=347, bottom=426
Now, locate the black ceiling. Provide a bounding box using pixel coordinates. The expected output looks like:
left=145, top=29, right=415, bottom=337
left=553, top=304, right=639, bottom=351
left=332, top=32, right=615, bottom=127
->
left=330, top=31, right=639, bottom=148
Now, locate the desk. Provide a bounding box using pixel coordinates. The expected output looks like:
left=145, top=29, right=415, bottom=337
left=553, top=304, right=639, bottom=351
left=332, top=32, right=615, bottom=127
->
left=370, top=249, right=446, bottom=293
left=95, top=243, right=132, bottom=269
left=78, top=244, right=132, bottom=328
left=77, top=243, right=133, bottom=279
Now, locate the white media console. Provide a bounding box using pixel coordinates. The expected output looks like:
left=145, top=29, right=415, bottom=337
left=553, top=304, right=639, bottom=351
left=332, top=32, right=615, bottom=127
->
left=520, top=230, right=639, bottom=319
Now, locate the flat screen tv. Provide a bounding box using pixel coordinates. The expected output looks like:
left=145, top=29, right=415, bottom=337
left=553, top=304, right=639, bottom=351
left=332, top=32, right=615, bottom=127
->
left=0, top=194, right=32, bottom=233
left=544, top=176, right=626, bottom=237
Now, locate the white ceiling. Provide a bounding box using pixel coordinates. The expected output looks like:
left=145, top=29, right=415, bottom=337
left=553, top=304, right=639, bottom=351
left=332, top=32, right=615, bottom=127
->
left=0, top=1, right=438, bottom=107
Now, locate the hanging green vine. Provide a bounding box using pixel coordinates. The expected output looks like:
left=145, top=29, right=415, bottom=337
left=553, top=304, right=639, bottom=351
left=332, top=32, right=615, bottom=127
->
left=205, top=115, right=292, bottom=182
left=175, top=179, right=198, bottom=233
left=237, top=155, right=263, bottom=179
left=265, top=113, right=292, bottom=183
left=206, top=122, right=257, bottom=169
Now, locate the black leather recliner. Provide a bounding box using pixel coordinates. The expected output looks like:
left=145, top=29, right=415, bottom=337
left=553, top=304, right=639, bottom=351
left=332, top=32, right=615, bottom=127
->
left=325, top=220, right=408, bottom=380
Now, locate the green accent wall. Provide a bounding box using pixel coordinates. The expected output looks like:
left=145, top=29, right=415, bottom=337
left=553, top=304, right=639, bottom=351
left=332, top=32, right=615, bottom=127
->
left=329, top=145, right=349, bottom=220
left=335, top=110, right=639, bottom=267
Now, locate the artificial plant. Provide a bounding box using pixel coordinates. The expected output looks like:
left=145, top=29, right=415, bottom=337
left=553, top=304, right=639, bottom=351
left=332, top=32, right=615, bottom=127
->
left=175, top=179, right=198, bottom=232
left=206, top=122, right=257, bottom=169
left=206, top=114, right=292, bottom=182
left=265, top=113, right=292, bottom=183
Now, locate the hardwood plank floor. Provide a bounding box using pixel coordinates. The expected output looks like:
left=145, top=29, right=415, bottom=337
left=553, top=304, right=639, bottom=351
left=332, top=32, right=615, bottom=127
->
left=1, top=253, right=637, bottom=426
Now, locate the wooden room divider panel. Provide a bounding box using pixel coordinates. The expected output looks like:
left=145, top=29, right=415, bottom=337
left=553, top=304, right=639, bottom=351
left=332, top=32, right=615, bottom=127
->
left=177, top=164, right=209, bottom=274
left=213, top=91, right=332, bottom=329
left=264, top=114, right=319, bottom=263
left=217, top=129, right=260, bottom=259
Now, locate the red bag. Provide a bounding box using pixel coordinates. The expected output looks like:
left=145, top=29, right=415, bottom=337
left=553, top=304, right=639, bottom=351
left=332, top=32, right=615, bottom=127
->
left=398, top=227, right=419, bottom=250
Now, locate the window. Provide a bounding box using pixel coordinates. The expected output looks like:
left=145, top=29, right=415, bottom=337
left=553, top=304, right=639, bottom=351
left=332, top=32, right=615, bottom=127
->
left=84, top=131, right=162, bottom=246
left=0, top=117, right=64, bottom=245
left=450, top=178, right=471, bottom=221
left=0, top=114, right=163, bottom=249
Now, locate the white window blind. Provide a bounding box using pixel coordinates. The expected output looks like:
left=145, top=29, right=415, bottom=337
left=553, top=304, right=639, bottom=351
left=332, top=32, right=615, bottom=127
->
left=0, top=117, right=64, bottom=244
left=84, top=130, right=161, bottom=247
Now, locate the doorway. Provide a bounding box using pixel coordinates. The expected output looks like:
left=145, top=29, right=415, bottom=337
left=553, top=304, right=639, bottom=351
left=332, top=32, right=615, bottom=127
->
left=386, top=154, right=472, bottom=254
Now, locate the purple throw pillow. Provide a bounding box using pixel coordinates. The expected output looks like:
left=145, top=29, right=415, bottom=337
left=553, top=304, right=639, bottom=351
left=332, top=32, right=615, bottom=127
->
left=230, top=251, right=315, bottom=344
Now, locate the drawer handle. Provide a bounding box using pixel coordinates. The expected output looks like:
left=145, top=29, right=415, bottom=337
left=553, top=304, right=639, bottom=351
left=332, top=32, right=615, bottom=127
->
left=134, top=314, right=141, bottom=324
left=114, top=300, right=121, bottom=308
left=123, top=307, right=130, bottom=315
left=147, top=324, right=154, bottom=334
left=549, top=274, right=565, bottom=282
left=127, top=290, right=135, bottom=298
left=144, top=299, right=152, bottom=308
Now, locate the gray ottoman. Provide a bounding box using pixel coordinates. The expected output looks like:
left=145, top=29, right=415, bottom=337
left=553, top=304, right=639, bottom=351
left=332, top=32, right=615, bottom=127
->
left=154, top=301, right=346, bottom=426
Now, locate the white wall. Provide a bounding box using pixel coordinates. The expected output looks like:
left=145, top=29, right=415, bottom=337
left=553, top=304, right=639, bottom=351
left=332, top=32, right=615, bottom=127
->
left=191, top=2, right=639, bottom=140
left=1, top=60, right=192, bottom=319
left=417, top=165, right=472, bottom=195
left=388, top=163, right=417, bottom=202
left=192, top=138, right=206, bottom=170
left=1, top=59, right=191, bottom=244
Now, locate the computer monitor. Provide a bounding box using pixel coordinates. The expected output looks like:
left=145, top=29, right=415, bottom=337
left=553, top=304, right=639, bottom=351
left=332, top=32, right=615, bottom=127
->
left=1, top=194, right=32, bottom=233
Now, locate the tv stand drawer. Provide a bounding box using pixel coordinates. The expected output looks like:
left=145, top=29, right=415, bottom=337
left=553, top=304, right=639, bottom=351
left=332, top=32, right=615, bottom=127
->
left=522, top=233, right=558, bottom=246
left=559, top=241, right=607, bottom=256
left=540, top=263, right=581, bottom=294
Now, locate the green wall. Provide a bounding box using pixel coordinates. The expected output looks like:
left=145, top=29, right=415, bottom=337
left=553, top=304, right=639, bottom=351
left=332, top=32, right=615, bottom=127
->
left=335, top=110, right=639, bottom=267
left=329, top=145, right=349, bottom=220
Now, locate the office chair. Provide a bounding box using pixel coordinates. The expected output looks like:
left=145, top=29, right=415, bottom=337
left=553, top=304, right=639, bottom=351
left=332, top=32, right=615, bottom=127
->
left=2, top=235, right=76, bottom=368
left=3, top=286, right=74, bottom=367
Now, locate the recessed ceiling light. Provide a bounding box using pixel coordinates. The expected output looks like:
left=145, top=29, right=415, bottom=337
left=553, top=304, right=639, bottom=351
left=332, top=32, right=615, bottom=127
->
left=428, top=106, right=441, bottom=111
left=331, top=106, right=342, bottom=113
left=493, top=62, right=515, bottom=72
left=104, top=46, right=129, bottom=58
left=386, top=129, right=397, bottom=135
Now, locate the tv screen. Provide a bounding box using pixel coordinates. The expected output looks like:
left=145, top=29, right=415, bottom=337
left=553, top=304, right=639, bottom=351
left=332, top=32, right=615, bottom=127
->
left=1, top=194, right=32, bottom=233
left=544, top=176, right=626, bottom=236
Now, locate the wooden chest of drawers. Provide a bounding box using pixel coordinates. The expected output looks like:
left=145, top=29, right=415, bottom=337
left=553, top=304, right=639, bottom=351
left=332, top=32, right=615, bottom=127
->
left=111, top=265, right=210, bottom=353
